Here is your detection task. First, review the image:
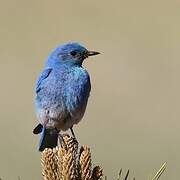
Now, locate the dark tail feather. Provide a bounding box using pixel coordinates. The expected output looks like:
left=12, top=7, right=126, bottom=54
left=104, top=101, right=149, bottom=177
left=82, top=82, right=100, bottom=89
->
left=39, top=127, right=59, bottom=152
left=33, top=124, right=43, bottom=134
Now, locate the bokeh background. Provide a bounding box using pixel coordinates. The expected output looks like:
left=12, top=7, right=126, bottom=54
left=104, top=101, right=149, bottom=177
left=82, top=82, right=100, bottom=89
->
left=0, top=0, right=179, bottom=179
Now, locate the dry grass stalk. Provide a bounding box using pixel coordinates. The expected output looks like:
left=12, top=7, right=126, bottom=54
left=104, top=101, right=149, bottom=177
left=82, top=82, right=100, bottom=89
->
left=150, top=162, right=166, bottom=180
left=60, top=151, right=75, bottom=180
left=79, top=145, right=92, bottom=180
left=42, top=148, right=59, bottom=180
left=41, top=134, right=166, bottom=180
left=57, top=134, right=78, bottom=180
left=91, top=166, right=103, bottom=180
left=41, top=134, right=103, bottom=180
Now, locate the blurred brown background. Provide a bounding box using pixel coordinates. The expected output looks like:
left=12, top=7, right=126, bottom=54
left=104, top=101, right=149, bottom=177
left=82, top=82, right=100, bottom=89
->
left=0, top=0, right=179, bottom=179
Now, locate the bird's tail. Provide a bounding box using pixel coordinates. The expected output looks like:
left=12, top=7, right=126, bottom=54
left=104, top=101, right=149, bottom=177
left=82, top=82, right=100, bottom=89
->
left=39, top=127, right=59, bottom=152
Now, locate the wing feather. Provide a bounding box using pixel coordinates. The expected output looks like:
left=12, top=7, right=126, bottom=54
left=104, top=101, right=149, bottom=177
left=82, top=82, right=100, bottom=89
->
left=36, top=68, right=52, bottom=93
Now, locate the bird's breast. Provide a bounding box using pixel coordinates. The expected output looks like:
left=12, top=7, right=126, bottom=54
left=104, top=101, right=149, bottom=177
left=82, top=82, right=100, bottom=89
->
left=63, top=67, right=91, bottom=112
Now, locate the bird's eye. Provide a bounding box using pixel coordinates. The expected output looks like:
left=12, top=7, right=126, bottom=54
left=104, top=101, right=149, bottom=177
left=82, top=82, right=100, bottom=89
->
left=70, top=50, right=77, bottom=56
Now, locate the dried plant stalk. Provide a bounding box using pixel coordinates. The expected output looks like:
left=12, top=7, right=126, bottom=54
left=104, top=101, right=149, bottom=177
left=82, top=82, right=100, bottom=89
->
left=91, top=166, right=103, bottom=180
left=57, top=147, right=66, bottom=179
left=79, top=145, right=92, bottom=180
left=41, top=134, right=166, bottom=180
left=60, top=151, right=75, bottom=180
left=42, top=148, right=59, bottom=180
left=62, top=134, right=78, bottom=154
left=57, top=134, right=78, bottom=180
left=151, top=162, right=167, bottom=180
left=42, top=134, right=101, bottom=180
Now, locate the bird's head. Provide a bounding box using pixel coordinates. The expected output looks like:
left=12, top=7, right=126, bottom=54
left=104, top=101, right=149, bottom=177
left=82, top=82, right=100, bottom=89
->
left=46, top=43, right=100, bottom=67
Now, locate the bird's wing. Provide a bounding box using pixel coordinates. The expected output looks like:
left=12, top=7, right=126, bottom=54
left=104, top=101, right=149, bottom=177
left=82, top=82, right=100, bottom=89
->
left=36, top=68, right=52, bottom=93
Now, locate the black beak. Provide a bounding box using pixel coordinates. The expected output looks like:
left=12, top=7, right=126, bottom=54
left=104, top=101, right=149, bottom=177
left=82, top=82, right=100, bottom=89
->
left=87, top=51, right=100, bottom=56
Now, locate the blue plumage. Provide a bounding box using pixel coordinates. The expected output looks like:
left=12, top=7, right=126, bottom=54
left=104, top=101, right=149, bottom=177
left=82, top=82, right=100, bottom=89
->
left=34, top=43, right=100, bottom=151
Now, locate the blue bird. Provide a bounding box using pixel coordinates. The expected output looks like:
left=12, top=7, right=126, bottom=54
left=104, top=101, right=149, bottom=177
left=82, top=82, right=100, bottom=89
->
left=33, top=42, right=100, bottom=151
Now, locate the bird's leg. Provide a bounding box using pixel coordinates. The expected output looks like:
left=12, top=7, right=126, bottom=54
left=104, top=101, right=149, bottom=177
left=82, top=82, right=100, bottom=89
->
left=70, top=126, right=76, bottom=139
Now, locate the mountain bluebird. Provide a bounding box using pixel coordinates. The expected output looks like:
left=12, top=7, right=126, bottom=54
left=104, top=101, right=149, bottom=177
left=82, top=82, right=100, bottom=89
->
left=33, top=42, right=100, bottom=151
